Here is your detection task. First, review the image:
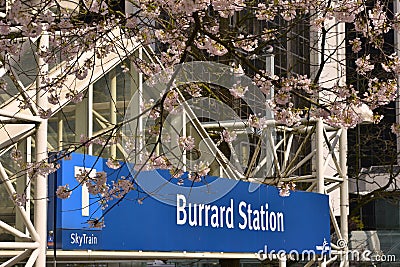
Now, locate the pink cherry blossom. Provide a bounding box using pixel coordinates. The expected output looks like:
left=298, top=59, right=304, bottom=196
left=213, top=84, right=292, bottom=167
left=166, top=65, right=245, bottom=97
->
left=170, top=169, right=184, bottom=179
left=87, top=171, right=109, bottom=195
left=275, top=90, right=291, bottom=105
left=391, top=123, right=400, bottom=135
left=56, top=185, right=72, bottom=199
left=66, top=90, right=84, bottom=104
left=349, top=38, right=362, bottom=53
left=369, top=2, right=389, bottom=34
left=221, top=129, right=237, bottom=143
left=163, top=90, right=182, bottom=114
left=106, top=158, right=121, bottom=169
left=253, top=71, right=278, bottom=95
left=178, top=136, right=196, bottom=151
left=278, top=182, right=296, bottom=197
left=364, top=78, right=397, bottom=109
left=0, top=21, right=10, bottom=35
left=10, top=148, right=22, bottom=162
left=310, top=17, right=325, bottom=31
left=106, top=177, right=134, bottom=200
left=229, top=81, right=248, bottom=99
left=212, top=0, right=245, bottom=18
left=255, top=3, right=277, bottom=21
left=26, top=162, right=59, bottom=179
left=381, top=53, right=400, bottom=74
left=149, top=154, right=171, bottom=170
left=332, top=0, right=364, bottom=23
left=3, top=0, right=400, bottom=217
left=11, top=193, right=27, bottom=206
left=185, top=84, right=202, bottom=97
left=194, top=161, right=210, bottom=177
left=355, top=55, right=374, bottom=75
left=39, top=108, right=52, bottom=119
left=230, top=63, right=245, bottom=77
left=87, top=218, right=105, bottom=228
left=234, top=35, right=258, bottom=52
left=248, top=114, right=268, bottom=129
left=274, top=104, right=302, bottom=126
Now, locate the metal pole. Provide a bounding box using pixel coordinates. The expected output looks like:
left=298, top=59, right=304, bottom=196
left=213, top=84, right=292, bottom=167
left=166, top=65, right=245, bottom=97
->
left=266, top=53, right=275, bottom=178
left=75, top=88, right=88, bottom=152
left=15, top=143, right=26, bottom=237
left=57, top=113, right=63, bottom=150
left=0, top=163, right=40, bottom=241
left=88, top=84, right=93, bottom=155
left=138, top=48, right=143, bottom=124
left=278, top=255, right=286, bottom=267
left=35, top=32, right=49, bottom=267
left=110, top=69, right=117, bottom=158
left=182, top=111, right=186, bottom=171
left=395, top=0, right=400, bottom=165
left=316, top=117, right=324, bottom=193
left=340, top=127, right=349, bottom=267
left=137, top=48, right=143, bottom=162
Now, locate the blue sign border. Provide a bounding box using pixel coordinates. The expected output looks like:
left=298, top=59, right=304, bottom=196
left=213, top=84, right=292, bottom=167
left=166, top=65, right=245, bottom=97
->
left=48, top=153, right=330, bottom=254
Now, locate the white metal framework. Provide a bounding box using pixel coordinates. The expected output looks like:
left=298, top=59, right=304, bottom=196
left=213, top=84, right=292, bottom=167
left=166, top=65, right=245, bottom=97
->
left=0, top=36, right=350, bottom=267
left=0, top=27, right=140, bottom=266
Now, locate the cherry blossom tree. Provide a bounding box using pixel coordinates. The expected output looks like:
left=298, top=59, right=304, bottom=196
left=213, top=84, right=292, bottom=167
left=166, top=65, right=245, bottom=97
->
left=1, top=0, right=400, bottom=231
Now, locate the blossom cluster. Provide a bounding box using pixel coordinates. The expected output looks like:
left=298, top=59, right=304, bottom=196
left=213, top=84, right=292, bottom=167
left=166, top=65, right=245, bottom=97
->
left=58, top=167, right=135, bottom=203
left=0, top=0, right=397, bottom=131
left=278, top=181, right=296, bottom=197
left=3, top=0, right=400, bottom=214
left=56, top=185, right=72, bottom=199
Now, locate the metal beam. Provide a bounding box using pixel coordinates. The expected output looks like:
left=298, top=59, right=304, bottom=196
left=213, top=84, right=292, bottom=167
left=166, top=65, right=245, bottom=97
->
left=0, top=249, right=33, bottom=267
left=316, top=118, right=324, bottom=193
left=340, top=128, right=349, bottom=267
left=0, top=163, right=40, bottom=242
left=0, top=220, right=30, bottom=240
left=0, top=110, right=42, bottom=123
left=25, top=249, right=39, bottom=267
left=34, top=32, right=49, bottom=267
left=110, top=69, right=117, bottom=158
left=0, top=242, right=39, bottom=249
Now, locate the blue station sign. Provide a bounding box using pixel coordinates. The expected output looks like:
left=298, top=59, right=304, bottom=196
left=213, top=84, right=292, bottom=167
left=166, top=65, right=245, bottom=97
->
left=48, top=153, right=330, bottom=254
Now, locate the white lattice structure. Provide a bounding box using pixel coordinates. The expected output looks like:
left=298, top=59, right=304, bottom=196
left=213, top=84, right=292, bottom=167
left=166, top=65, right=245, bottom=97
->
left=0, top=27, right=141, bottom=266
left=0, top=29, right=351, bottom=267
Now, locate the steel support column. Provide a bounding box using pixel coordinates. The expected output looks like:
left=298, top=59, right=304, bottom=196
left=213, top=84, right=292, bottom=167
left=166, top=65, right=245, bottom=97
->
left=339, top=128, right=349, bottom=267
left=110, top=69, right=117, bottom=158
left=316, top=117, right=325, bottom=193
left=88, top=85, right=93, bottom=155
left=34, top=32, right=49, bottom=267
left=395, top=0, right=400, bottom=165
